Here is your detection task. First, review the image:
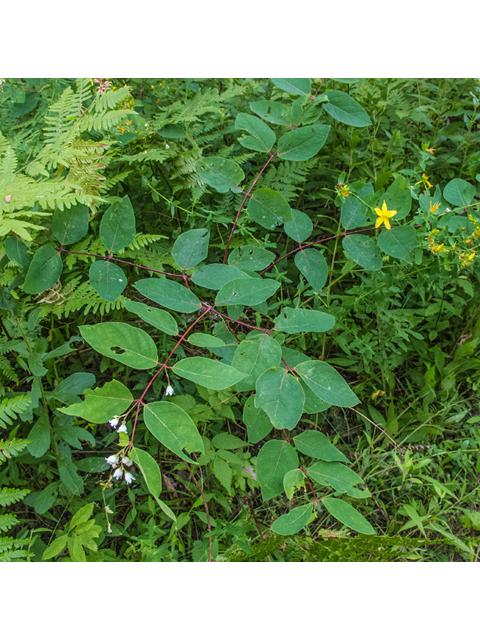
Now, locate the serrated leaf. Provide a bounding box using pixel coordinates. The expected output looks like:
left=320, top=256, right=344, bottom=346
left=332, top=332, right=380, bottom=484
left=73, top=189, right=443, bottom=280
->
left=79, top=322, right=158, bottom=369
left=255, top=367, right=305, bottom=431
left=277, top=125, right=330, bottom=161
left=243, top=395, right=273, bottom=444
left=247, top=188, right=291, bottom=229
left=59, top=380, right=134, bottom=423
left=271, top=503, right=313, bottom=535
left=124, top=300, right=178, bottom=335
left=191, top=263, right=245, bottom=290
left=215, top=277, right=280, bottom=307
left=293, top=431, right=348, bottom=462
left=172, top=228, right=210, bottom=270
left=134, top=278, right=201, bottom=313
left=52, top=203, right=89, bottom=245
left=100, top=196, right=136, bottom=252
left=443, top=178, right=476, bottom=207
left=89, top=260, right=127, bottom=302
left=235, top=113, right=276, bottom=153
left=256, top=439, right=298, bottom=501
left=274, top=307, right=335, bottom=334
left=173, top=356, right=246, bottom=390
left=322, top=90, right=372, bottom=127
left=232, top=334, right=282, bottom=391
left=377, top=226, right=416, bottom=260
left=284, top=209, right=313, bottom=242
left=23, top=246, right=63, bottom=294
left=271, top=78, right=311, bottom=96
left=130, top=448, right=162, bottom=498
left=342, top=234, right=382, bottom=271
left=295, top=248, right=329, bottom=291
left=143, top=401, right=204, bottom=463
left=295, top=360, right=359, bottom=407
left=323, top=497, right=375, bottom=535
left=228, top=245, right=275, bottom=271
left=196, top=157, right=244, bottom=193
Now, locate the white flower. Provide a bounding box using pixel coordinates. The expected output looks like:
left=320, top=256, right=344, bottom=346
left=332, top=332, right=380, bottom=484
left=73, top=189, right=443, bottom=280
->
left=109, top=417, right=119, bottom=428
left=165, top=144, right=170, bottom=149
left=145, top=122, right=149, bottom=128
left=165, top=385, right=174, bottom=396
left=113, top=468, right=123, bottom=480
left=117, top=424, right=128, bottom=434
left=122, top=457, right=133, bottom=467
left=105, top=455, right=119, bottom=467
left=124, top=472, right=135, bottom=484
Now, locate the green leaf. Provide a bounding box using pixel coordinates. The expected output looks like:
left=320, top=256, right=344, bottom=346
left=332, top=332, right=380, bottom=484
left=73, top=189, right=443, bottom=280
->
left=196, top=157, right=244, bottom=193
left=172, top=228, right=210, bottom=270
left=42, top=534, right=69, bottom=560
left=130, top=448, right=162, bottom=498
left=27, top=414, right=51, bottom=458
left=271, top=503, right=313, bottom=535
left=211, top=433, right=246, bottom=450
left=295, top=360, right=359, bottom=407
left=274, top=307, right=335, bottom=334
left=235, top=113, right=276, bottom=153
left=55, top=372, right=96, bottom=396
left=68, top=535, right=86, bottom=562
left=69, top=503, right=94, bottom=530
left=271, top=78, right=311, bottom=96
left=247, top=188, right=291, bottom=229
left=250, top=100, right=290, bottom=126
left=383, top=176, right=412, bottom=221
left=58, top=460, right=84, bottom=495
left=172, top=356, right=246, bottom=390
left=5, top=236, right=31, bottom=271
left=295, top=248, right=329, bottom=291
left=134, top=278, right=201, bottom=313
left=23, top=246, right=63, bottom=294
left=79, top=322, right=158, bottom=370
left=158, top=124, right=185, bottom=139
left=378, top=226, right=416, bottom=260
left=191, top=263, right=245, bottom=290
left=301, top=380, right=332, bottom=414
left=243, top=395, right=273, bottom=444
left=283, top=468, right=306, bottom=500
left=154, top=497, right=177, bottom=522
left=322, top=497, right=375, bottom=535
left=342, top=234, right=382, bottom=271
left=341, top=196, right=368, bottom=231
left=75, top=457, right=109, bottom=472
left=52, top=203, right=89, bottom=245
left=284, top=209, right=313, bottom=242
left=188, top=333, right=225, bottom=348
left=293, top=431, right=348, bottom=462
left=213, top=457, right=232, bottom=494
left=99, top=196, right=136, bottom=252
left=228, top=245, right=275, bottom=271
left=59, top=380, right=134, bottom=424
left=443, top=178, right=476, bottom=207
left=89, top=260, right=127, bottom=302
left=277, top=125, right=330, bottom=161
left=215, top=277, right=280, bottom=307
left=307, top=460, right=363, bottom=495
left=124, top=300, right=178, bottom=335
left=255, top=367, right=305, bottom=431
left=322, top=90, right=372, bottom=127
left=232, top=334, right=282, bottom=391
left=256, top=440, right=298, bottom=501
left=143, top=401, right=204, bottom=463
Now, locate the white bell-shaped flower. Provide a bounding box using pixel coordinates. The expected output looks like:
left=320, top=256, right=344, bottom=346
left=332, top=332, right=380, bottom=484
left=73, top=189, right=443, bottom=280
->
left=105, top=455, right=119, bottom=467
left=124, top=472, right=135, bottom=484
left=165, top=385, right=174, bottom=396
left=122, top=457, right=133, bottom=467
left=117, top=424, right=128, bottom=434
left=109, top=417, right=119, bottom=428
left=113, top=468, right=123, bottom=480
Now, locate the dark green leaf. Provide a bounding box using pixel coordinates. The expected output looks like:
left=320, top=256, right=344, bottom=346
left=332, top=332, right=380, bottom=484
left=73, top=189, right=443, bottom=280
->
left=79, top=322, right=158, bottom=369
left=295, top=360, right=359, bottom=407
left=322, top=90, right=372, bottom=127
left=341, top=196, right=368, bottom=231
left=247, top=188, right=291, bottom=229
left=134, top=278, right=201, bottom=313
left=52, top=203, right=89, bottom=245
left=99, top=196, right=136, bottom=252
left=256, top=440, right=298, bottom=501
left=215, top=278, right=280, bottom=307
left=143, top=401, right=204, bottom=462
left=172, top=229, right=210, bottom=270
left=235, top=113, right=276, bottom=153
left=255, top=367, right=305, bottom=430
left=383, top=177, right=412, bottom=221
left=284, top=209, right=313, bottom=242
left=342, top=234, right=382, bottom=271
left=295, top=248, right=329, bottom=291
left=173, top=356, right=246, bottom=390
left=196, top=157, right=244, bottom=193
left=274, top=307, right=335, bottom=334
left=294, top=431, right=348, bottom=462
left=89, top=261, right=127, bottom=302
left=443, top=178, right=476, bottom=207
left=27, top=414, right=51, bottom=458
left=130, top=448, right=162, bottom=498
left=232, top=334, right=282, bottom=391
left=191, top=263, right=245, bottom=290
left=277, top=125, right=330, bottom=161
left=23, top=246, right=63, bottom=294
left=377, top=226, right=416, bottom=260
left=124, top=300, right=178, bottom=335
left=250, top=100, right=291, bottom=126
left=271, top=78, right=311, bottom=96
left=228, top=245, right=275, bottom=271
left=5, top=236, right=31, bottom=271
left=271, top=504, right=313, bottom=535
left=243, top=395, right=273, bottom=444
left=323, top=497, right=375, bottom=534
left=307, top=461, right=362, bottom=494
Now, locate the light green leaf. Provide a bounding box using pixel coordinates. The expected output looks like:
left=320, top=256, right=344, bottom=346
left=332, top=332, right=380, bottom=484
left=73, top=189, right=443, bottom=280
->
left=250, top=100, right=291, bottom=126
left=134, top=278, right=201, bottom=313
left=69, top=503, right=94, bottom=530
left=27, top=414, right=51, bottom=458
left=42, top=534, right=69, bottom=560
left=271, top=503, right=313, bottom=535
left=52, top=203, right=89, bottom=245
left=293, top=431, right=348, bottom=462
left=342, top=234, right=382, bottom=271
left=215, top=278, right=280, bottom=307
left=443, top=178, right=476, bottom=207
left=232, top=334, right=282, bottom=391
left=307, top=460, right=363, bottom=494
left=154, top=497, right=177, bottom=522
left=191, top=263, right=245, bottom=290
left=277, top=125, right=330, bottom=161
left=130, top=448, right=162, bottom=498
left=235, top=113, right=276, bottom=153
left=274, top=307, right=335, bottom=334
left=283, top=468, right=306, bottom=500
left=196, top=157, right=244, bottom=193
left=124, top=300, right=178, bottom=335
left=256, top=439, right=298, bottom=501
left=295, top=248, right=329, bottom=291
left=295, top=360, right=359, bottom=407
left=322, top=90, right=372, bottom=127
left=4, top=236, right=31, bottom=271
left=301, top=380, right=332, bottom=414
left=172, top=356, right=246, bottom=390
left=158, top=124, right=185, bottom=139
left=284, top=209, right=313, bottom=242
left=79, top=322, right=158, bottom=369
left=378, top=226, right=416, bottom=260
left=59, top=380, right=133, bottom=424
left=99, top=196, right=136, bottom=252
left=213, top=457, right=232, bottom=494
left=172, top=228, right=210, bottom=270
left=228, top=245, right=275, bottom=271
left=255, top=367, right=305, bottom=431
left=89, top=260, right=127, bottom=302
left=23, top=246, right=63, bottom=294
left=323, top=497, right=375, bottom=535
left=247, top=188, right=291, bottom=229
left=188, top=333, right=225, bottom=348
left=243, top=395, right=273, bottom=444
left=143, top=401, right=204, bottom=462
left=211, top=433, right=246, bottom=450
left=271, top=78, right=311, bottom=96
left=341, top=196, right=368, bottom=230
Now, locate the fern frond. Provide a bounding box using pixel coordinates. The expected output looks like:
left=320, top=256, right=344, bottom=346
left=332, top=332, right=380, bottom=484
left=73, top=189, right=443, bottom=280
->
left=118, top=233, right=167, bottom=252
left=0, top=145, right=17, bottom=181
left=53, top=281, right=127, bottom=318
left=0, top=396, right=32, bottom=429
left=0, top=548, right=32, bottom=562
left=0, top=355, right=19, bottom=384
left=0, top=438, right=31, bottom=463
left=94, top=86, right=131, bottom=113
left=0, top=487, right=30, bottom=507
left=0, top=514, right=18, bottom=533
left=0, top=536, right=29, bottom=554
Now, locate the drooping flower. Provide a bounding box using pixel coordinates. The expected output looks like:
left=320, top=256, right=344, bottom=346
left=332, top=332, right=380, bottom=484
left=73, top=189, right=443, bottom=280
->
left=117, top=424, right=128, bottom=434
left=113, top=468, right=123, bottom=480
left=416, top=173, right=433, bottom=189
left=106, top=455, right=120, bottom=467
left=122, top=457, right=133, bottom=467
left=124, top=472, right=135, bottom=484
left=109, top=417, right=119, bottom=428
left=374, top=201, right=397, bottom=230
left=165, top=385, right=174, bottom=396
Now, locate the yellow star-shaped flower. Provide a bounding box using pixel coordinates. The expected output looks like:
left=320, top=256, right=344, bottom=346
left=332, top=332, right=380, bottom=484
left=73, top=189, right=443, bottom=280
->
left=375, top=201, right=397, bottom=230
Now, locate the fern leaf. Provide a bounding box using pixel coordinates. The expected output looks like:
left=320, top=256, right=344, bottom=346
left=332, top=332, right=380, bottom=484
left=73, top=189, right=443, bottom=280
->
left=0, top=548, right=32, bottom=562
left=0, top=514, right=17, bottom=533
left=0, top=437, right=31, bottom=463
left=0, top=396, right=31, bottom=429
left=0, top=487, right=30, bottom=507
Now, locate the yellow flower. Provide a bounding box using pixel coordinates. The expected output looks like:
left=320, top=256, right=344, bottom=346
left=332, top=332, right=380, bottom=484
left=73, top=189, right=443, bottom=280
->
left=429, top=201, right=441, bottom=214
left=467, top=252, right=475, bottom=261
left=375, top=201, right=397, bottom=230
left=337, top=184, right=351, bottom=198
left=416, top=173, right=433, bottom=189
left=431, top=243, right=444, bottom=253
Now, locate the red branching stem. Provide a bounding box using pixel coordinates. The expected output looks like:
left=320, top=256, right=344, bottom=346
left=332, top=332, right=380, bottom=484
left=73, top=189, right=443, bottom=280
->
left=222, top=153, right=277, bottom=264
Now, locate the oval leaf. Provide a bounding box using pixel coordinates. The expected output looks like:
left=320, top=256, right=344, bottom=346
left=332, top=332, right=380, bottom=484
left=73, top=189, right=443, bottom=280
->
left=243, top=395, right=273, bottom=444
left=191, top=263, right=245, bottom=290
left=377, top=226, right=416, bottom=260
left=24, top=246, right=63, bottom=294
left=228, top=245, right=275, bottom=271
left=277, top=125, right=330, bottom=161
left=293, top=431, right=348, bottom=462
left=144, top=401, right=204, bottom=462
left=215, top=277, right=280, bottom=307
left=196, top=157, right=244, bottom=193
left=232, top=334, right=282, bottom=391
left=307, top=460, right=363, bottom=494
left=341, top=196, right=368, bottom=231
left=124, top=300, right=178, bottom=335
left=172, top=228, right=210, bottom=271
left=130, top=448, right=162, bottom=498
left=255, top=367, right=305, bottom=431
left=271, top=503, right=313, bottom=535
left=247, top=188, right=291, bottom=229
left=59, top=380, right=133, bottom=424
left=235, top=113, right=276, bottom=153
left=89, top=260, right=127, bottom=302
left=284, top=209, right=313, bottom=242
left=5, top=236, right=31, bottom=271
left=188, top=333, right=225, bottom=348
left=250, top=100, right=291, bottom=126
left=342, top=234, right=382, bottom=271
left=256, top=439, right=298, bottom=501
left=100, top=196, right=136, bottom=252
left=295, top=360, right=359, bottom=407
left=295, top=248, right=328, bottom=291
left=271, top=78, right=311, bottom=96
left=134, top=278, right=201, bottom=313
left=274, top=307, right=335, bottom=334
left=443, top=178, right=476, bottom=207
left=322, top=90, right=372, bottom=127
left=172, top=356, right=246, bottom=390
left=323, top=497, right=375, bottom=535
left=52, top=203, right=89, bottom=245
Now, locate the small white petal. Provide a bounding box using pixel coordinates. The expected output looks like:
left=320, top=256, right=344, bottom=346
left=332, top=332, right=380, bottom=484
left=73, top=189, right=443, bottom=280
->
left=117, top=424, right=128, bottom=434
left=122, top=457, right=133, bottom=467
left=106, top=455, right=120, bottom=466
left=165, top=385, right=174, bottom=396
left=165, top=144, right=170, bottom=149
left=113, top=468, right=123, bottom=480
left=109, top=418, right=119, bottom=428
left=124, top=472, right=135, bottom=484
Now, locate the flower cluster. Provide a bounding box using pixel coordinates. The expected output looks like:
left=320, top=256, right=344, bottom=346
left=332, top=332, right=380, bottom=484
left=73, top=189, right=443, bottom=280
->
left=109, top=416, right=128, bottom=434
left=105, top=454, right=135, bottom=485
